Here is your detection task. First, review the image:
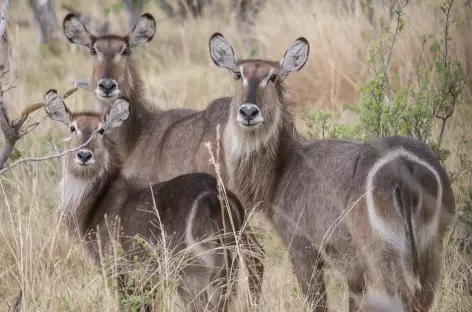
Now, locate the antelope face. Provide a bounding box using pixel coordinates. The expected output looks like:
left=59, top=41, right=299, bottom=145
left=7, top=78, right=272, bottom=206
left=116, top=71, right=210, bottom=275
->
left=64, top=115, right=110, bottom=179
left=63, top=13, right=156, bottom=103
left=234, top=60, right=281, bottom=130
left=209, top=33, right=309, bottom=133
left=91, top=37, right=130, bottom=101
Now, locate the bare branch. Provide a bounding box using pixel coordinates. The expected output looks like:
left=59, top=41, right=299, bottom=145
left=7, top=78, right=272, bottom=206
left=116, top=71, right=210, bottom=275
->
left=0, top=0, right=9, bottom=39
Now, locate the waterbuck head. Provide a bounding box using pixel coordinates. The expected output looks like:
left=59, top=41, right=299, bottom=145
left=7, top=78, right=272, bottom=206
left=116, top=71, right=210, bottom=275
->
left=209, top=33, right=309, bottom=134
left=44, top=90, right=130, bottom=180
left=62, top=13, right=156, bottom=105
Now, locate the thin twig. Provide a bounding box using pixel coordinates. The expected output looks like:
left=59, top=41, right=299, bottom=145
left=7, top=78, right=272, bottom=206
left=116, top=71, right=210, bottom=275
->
left=49, top=137, right=61, bottom=154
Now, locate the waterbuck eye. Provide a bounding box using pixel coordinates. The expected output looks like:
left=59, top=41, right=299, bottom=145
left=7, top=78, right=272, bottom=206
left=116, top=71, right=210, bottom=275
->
left=90, top=47, right=97, bottom=56
left=122, top=48, right=129, bottom=56
left=98, top=128, right=105, bottom=135
left=234, top=72, right=241, bottom=80
left=269, top=74, right=277, bottom=82
left=70, top=125, right=76, bottom=133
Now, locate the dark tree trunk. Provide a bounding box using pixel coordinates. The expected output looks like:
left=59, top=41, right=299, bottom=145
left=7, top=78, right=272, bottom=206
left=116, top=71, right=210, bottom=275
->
left=123, top=0, right=145, bottom=31
left=28, top=0, right=61, bottom=55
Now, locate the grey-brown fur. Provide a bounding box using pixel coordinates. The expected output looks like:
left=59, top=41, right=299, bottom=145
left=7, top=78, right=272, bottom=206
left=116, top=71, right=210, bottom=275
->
left=209, top=33, right=455, bottom=312
left=50, top=94, right=264, bottom=312
left=62, top=13, right=234, bottom=187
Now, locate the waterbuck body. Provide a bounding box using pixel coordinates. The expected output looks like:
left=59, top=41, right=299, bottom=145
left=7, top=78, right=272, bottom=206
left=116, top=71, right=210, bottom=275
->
left=62, top=13, right=232, bottom=187
left=46, top=92, right=263, bottom=312
left=209, top=33, right=455, bottom=311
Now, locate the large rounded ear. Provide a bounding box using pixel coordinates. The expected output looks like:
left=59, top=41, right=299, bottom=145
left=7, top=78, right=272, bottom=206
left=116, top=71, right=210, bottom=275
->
left=209, top=33, right=239, bottom=74
left=44, top=89, right=72, bottom=126
left=103, top=98, right=130, bottom=131
left=128, top=13, right=156, bottom=48
left=63, top=13, right=94, bottom=48
left=278, top=37, right=310, bottom=82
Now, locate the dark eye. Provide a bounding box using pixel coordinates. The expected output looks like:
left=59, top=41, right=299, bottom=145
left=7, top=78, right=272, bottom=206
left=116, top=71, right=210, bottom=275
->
left=98, top=128, right=105, bottom=135
left=90, top=47, right=97, bottom=56
left=234, top=72, right=241, bottom=80
left=70, top=125, right=76, bottom=133
left=122, top=48, right=129, bottom=56
left=269, top=74, right=277, bottom=82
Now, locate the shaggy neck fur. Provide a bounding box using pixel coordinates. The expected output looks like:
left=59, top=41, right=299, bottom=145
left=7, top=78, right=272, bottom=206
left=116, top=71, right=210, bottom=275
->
left=224, top=93, right=296, bottom=214
left=59, top=146, right=120, bottom=239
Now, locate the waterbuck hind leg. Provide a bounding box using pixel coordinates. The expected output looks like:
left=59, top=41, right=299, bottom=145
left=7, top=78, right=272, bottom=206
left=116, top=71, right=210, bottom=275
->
left=209, top=249, right=237, bottom=312
left=347, top=276, right=366, bottom=312
left=274, top=216, right=327, bottom=312
left=240, top=228, right=265, bottom=306
left=415, top=241, right=443, bottom=311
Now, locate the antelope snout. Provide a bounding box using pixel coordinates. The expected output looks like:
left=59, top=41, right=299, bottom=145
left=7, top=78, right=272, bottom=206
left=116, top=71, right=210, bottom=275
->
left=96, top=79, right=119, bottom=99
left=75, top=149, right=94, bottom=166
left=237, top=103, right=263, bottom=127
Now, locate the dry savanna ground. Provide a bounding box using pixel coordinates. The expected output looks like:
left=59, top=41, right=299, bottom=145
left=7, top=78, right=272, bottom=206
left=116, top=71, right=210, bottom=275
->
left=1, top=0, right=472, bottom=311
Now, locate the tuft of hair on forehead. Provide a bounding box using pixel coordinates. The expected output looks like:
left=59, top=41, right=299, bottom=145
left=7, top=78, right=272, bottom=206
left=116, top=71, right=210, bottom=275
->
left=237, top=59, right=280, bottom=68
left=70, top=111, right=103, bottom=122
left=95, top=35, right=129, bottom=44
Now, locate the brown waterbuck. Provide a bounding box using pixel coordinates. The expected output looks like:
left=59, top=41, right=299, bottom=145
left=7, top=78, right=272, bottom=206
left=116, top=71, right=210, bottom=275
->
left=208, top=33, right=455, bottom=311
left=62, top=12, right=235, bottom=187
left=45, top=90, right=263, bottom=311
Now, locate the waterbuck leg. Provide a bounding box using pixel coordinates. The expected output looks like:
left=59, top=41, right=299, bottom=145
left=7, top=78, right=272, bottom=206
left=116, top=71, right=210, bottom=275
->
left=415, top=241, right=443, bottom=311
left=347, top=277, right=365, bottom=312
left=274, top=216, right=327, bottom=312
left=240, top=229, right=265, bottom=305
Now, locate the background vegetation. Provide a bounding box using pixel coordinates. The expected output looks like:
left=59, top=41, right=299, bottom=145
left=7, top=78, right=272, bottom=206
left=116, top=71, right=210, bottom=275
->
left=0, top=0, right=471, bottom=311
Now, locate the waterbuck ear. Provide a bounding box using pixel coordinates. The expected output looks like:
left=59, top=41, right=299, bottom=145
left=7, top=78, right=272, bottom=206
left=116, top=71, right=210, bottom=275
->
left=63, top=13, right=94, bottom=48
left=278, top=37, right=310, bottom=82
left=44, top=89, right=72, bottom=126
left=103, top=98, right=130, bottom=131
left=209, top=33, right=239, bottom=74
left=128, top=13, right=156, bottom=48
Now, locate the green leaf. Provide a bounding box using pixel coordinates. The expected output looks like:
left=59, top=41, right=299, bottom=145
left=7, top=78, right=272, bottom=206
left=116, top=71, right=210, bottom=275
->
left=249, top=48, right=258, bottom=58
left=9, top=148, right=21, bottom=162
left=430, top=41, right=440, bottom=53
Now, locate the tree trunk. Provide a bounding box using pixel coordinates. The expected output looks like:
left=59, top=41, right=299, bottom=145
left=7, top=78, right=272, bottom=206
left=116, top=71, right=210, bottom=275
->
left=233, top=0, right=266, bottom=49
left=28, top=0, right=61, bottom=55
left=123, top=0, right=145, bottom=31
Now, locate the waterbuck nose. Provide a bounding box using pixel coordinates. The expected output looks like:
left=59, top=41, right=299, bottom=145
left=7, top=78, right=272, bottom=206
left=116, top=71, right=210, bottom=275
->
left=238, top=104, right=260, bottom=121
left=76, top=149, right=93, bottom=163
left=98, top=79, right=117, bottom=95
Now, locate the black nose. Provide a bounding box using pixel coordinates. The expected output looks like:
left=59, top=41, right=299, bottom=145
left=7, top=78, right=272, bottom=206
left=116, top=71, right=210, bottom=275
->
left=98, top=79, right=117, bottom=95
left=77, top=150, right=93, bottom=163
left=238, top=105, right=260, bottom=121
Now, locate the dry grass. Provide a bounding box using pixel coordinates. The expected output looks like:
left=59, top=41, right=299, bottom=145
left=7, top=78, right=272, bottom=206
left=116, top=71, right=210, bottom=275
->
left=1, top=0, right=472, bottom=311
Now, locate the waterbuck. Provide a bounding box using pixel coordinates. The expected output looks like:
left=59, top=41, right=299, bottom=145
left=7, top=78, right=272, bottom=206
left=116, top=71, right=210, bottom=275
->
left=62, top=12, right=234, bottom=187
left=45, top=90, right=263, bottom=311
left=208, top=33, right=455, bottom=312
